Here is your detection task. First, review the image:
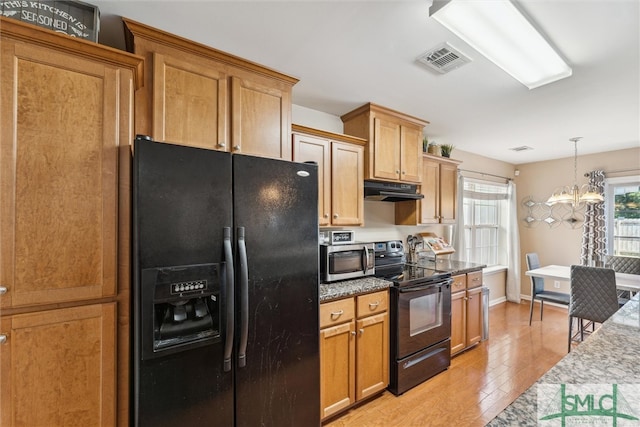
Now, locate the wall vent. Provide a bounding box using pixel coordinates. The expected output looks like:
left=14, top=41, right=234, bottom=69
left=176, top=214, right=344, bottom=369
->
left=509, top=146, right=534, bottom=152
left=416, top=43, right=471, bottom=74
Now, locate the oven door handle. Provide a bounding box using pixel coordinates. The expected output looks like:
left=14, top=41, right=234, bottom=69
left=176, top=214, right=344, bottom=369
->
left=399, top=278, right=452, bottom=293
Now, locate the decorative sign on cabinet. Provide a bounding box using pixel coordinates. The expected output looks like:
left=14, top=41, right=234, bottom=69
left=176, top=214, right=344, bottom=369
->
left=341, top=103, right=428, bottom=185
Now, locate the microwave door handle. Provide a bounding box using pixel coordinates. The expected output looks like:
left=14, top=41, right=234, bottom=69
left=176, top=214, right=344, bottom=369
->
left=223, top=227, right=234, bottom=373
left=362, top=245, right=371, bottom=274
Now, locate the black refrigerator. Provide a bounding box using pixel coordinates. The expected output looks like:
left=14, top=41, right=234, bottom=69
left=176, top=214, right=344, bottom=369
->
left=131, top=136, right=320, bottom=426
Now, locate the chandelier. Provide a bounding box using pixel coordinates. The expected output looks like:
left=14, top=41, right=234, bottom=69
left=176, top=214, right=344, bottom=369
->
left=547, top=137, right=604, bottom=207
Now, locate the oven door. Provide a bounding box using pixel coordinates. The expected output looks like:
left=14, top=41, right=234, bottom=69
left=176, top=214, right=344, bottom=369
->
left=393, top=279, right=452, bottom=359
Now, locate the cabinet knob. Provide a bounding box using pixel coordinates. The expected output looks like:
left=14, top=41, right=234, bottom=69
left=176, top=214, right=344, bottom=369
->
left=0, top=286, right=6, bottom=295
left=351, top=331, right=357, bottom=336
left=233, top=145, right=241, bottom=151
left=324, top=213, right=329, bottom=218
left=217, top=142, right=226, bottom=148
left=333, top=214, right=339, bottom=219
left=0, top=335, right=6, bottom=344
left=359, top=329, right=364, bottom=335
left=395, top=170, right=400, bottom=174
left=402, top=171, right=406, bottom=175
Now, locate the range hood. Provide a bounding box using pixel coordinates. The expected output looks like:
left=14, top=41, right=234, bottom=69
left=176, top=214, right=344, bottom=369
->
left=364, top=180, right=424, bottom=202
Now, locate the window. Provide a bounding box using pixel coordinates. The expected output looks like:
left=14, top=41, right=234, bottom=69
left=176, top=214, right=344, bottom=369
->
left=460, top=179, right=509, bottom=266
left=605, top=176, right=640, bottom=257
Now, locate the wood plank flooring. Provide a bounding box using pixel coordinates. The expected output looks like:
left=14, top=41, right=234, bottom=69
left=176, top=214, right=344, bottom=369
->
left=324, top=300, right=569, bottom=427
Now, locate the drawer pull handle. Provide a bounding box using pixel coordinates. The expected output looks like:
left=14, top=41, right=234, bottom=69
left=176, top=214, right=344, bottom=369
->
left=369, top=301, right=379, bottom=309
left=0, top=335, right=6, bottom=344
left=330, top=310, right=344, bottom=318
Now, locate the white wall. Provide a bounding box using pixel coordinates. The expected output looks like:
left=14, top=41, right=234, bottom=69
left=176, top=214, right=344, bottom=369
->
left=515, top=147, right=640, bottom=297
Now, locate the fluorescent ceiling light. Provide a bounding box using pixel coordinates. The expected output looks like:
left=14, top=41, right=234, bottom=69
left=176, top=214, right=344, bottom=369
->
left=430, top=0, right=572, bottom=89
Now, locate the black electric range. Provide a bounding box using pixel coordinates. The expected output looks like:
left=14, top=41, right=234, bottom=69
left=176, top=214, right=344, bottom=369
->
left=373, top=240, right=451, bottom=286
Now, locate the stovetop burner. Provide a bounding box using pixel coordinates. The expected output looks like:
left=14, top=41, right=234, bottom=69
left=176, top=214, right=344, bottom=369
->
left=374, top=240, right=450, bottom=287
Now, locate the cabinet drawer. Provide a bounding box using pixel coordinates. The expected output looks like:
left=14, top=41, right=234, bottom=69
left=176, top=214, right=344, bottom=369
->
left=320, top=298, right=355, bottom=328
left=467, top=271, right=483, bottom=289
left=451, top=274, right=467, bottom=293
left=356, top=290, right=388, bottom=318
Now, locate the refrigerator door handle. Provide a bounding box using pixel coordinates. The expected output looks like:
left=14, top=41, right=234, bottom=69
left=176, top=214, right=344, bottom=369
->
left=223, top=227, right=234, bottom=372
left=237, top=226, right=249, bottom=368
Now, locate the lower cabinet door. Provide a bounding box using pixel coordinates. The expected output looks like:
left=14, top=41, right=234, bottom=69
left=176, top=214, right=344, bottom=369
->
left=320, top=320, right=356, bottom=420
left=450, top=291, right=466, bottom=355
left=0, top=303, right=117, bottom=427
left=466, top=287, right=483, bottom=347
left=355, top=312, right=388, bottom=401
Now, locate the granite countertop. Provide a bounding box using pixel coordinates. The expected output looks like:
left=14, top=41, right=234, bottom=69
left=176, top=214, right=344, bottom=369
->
left=488, top=295, right=640, bottom=426
left=319, top=276, right=391, bottom=303
left=416, top=259, right=487, bottom=275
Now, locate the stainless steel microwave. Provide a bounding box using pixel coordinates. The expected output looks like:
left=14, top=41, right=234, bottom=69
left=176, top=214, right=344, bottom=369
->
left=320, top=242, right=375, bottom=282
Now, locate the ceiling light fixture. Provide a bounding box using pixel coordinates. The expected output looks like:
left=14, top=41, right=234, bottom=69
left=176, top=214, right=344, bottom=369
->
left=547, top=137, right=604, bottom=207
left=429, top=0, right=572, bottom=89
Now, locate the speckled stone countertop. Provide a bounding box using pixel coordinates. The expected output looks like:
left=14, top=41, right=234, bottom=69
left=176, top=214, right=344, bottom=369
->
left=416, top=259, right=486, bottom=275
left=319, top=276, right=392, bottom=302
left=488, top=295, right=640, bottom=426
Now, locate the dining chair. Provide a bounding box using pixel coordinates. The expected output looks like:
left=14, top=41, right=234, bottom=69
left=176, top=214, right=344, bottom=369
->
left=526, top=253, right=570, bottom=325
left=603, top=255, right=640, bottom=305
left=603, top=255, right=640, bottom=275
left=568, top=265, right=619, bottom=352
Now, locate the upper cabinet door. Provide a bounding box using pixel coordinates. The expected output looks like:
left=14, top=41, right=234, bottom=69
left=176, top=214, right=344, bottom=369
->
left=400, top=126, right=422, bottom=183
left=231, top=75, right=292, bottom=160
left=293, top=133, right=331, bottom=226
left=372, top=117, right=401, bottom=181
left=331, top=142, right=364, bottom=226
left=0, top=41, right=132, bottom=308
left=152, top=52, right=228, bottom=150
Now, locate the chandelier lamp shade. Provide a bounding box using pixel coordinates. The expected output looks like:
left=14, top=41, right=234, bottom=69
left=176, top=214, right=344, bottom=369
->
left=428, top=0, right=572, bottom=89
left=547, top=137, right=604, bottom=207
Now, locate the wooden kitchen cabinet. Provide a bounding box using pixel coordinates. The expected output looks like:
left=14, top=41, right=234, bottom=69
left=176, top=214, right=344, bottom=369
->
left=319, top=290, right=389, bottom=421
left=355, top=291, right=389, bottom=401
left=123, top=18, right=297, bottom=160
left=320, top=298, right=356, bottom=419
left=395, top=154, right=461, bottom=225
left=0, top=17, right=141, bottom=426
left=450, top=271, right=484, bottom=356
left=0, top=304, right=117, bottom=426
left=292, top=125, right=365, bottom=226
left=341, top=103, right=428, bottom=184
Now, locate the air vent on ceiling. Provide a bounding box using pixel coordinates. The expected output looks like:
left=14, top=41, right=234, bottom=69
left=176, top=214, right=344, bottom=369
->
left=509, top=146, right=534, bottom=152
left=416, top=43, right=472, bottom=74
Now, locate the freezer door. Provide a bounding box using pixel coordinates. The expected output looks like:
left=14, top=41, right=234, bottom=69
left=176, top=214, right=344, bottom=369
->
left=232, top=154, right=320, bottom=427
left=133, top=138, right=234, bottom=426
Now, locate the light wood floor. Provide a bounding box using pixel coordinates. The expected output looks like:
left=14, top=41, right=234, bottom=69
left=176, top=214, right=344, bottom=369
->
left=324, top=300, right=569, bottom=427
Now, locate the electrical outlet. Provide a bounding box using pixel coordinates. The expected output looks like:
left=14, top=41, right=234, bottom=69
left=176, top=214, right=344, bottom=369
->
left=554, top=281, right=561, bottom=289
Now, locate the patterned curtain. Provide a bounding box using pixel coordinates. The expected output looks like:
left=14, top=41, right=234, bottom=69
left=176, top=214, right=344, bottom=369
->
left=580, top=170, right=606, bottom=266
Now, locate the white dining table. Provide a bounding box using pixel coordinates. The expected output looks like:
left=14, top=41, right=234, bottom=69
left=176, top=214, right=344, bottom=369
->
left=526, top=264, right=640, bottom=292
